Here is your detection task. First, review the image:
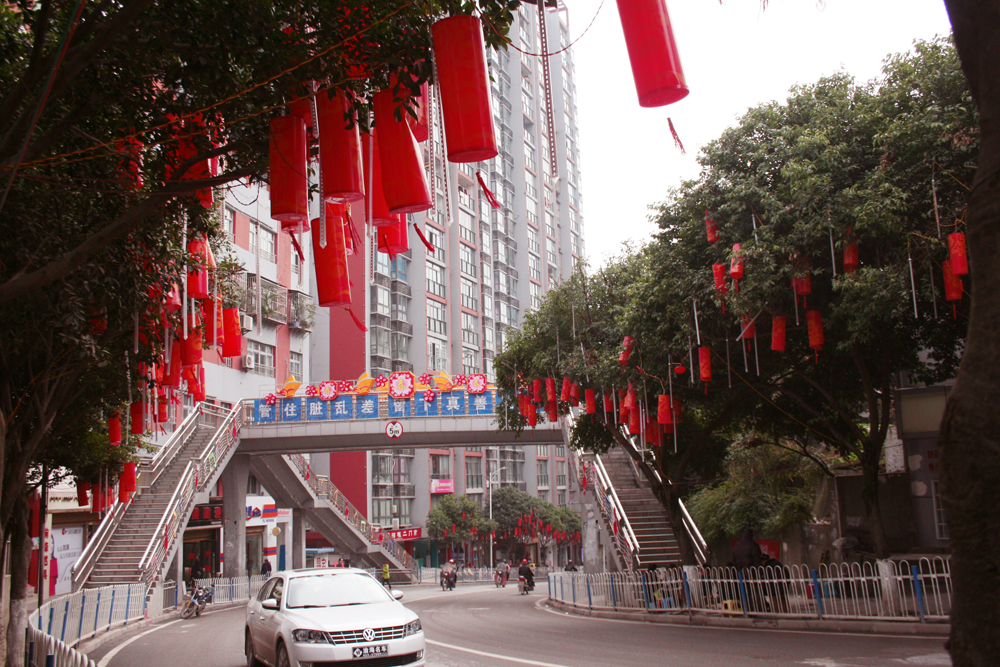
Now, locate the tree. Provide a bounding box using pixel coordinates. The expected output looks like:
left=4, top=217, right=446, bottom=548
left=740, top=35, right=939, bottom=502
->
left=425, top=494, right=496, bottom=559
left=488, top=486, right=581, bottom=562
left=937, top=2, right=1000, bottom=663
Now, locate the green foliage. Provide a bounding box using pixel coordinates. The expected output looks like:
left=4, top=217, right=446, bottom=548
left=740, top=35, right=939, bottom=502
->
left=425, top=494, right=496, bottom=548
left=687, top=444, right=825, bottom=545
left=489, top=485, right=581, bottom=556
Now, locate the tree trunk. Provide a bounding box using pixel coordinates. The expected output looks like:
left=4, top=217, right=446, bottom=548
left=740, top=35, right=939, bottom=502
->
left=5, top=496, right=30, bottom=667
left=860, top=453, right=890, bottom=559
left=939, top=2, right=1000, bottom=665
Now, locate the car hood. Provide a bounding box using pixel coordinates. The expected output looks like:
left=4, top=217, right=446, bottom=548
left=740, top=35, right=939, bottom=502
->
left=283, top=602, right=416, bottom=631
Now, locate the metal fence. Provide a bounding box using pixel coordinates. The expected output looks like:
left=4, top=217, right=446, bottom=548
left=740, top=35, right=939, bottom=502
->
left=191, top=574, right=267, bottom=605
left=416, top=566, right=552, bottom=585
left=548, top=557, right=952, bottom=623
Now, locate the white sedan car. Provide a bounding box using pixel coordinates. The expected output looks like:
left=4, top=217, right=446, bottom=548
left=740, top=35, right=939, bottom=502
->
left=245, top=567, right=425, bottom=667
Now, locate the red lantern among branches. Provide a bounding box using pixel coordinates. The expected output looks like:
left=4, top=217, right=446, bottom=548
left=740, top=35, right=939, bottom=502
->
left=268, top=116, right=308, bottom=224
left=585, top=388, right=596, bottom=414
left=698, top=346, right=712, bottom=382
left=771, top=316, right=786, bottom=352
left=705, top=211, right=718, bottom=243
left=373, top=85, right=432, bottom=214
left=807, top=310, right=824, bottom=354
left=318, top=90, right=365, bottom=203
left=948, top=231, right=969, bottom=276
left=312, top=202, right=352, bottom=307
left=615, top=0, right=689, bottom=107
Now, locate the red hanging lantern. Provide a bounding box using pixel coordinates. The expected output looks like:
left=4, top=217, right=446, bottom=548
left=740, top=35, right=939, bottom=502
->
left=547, top=401, right=558, bottom=422
left=431, top=16, right=498, bottom=162
left=181, top=313, right=203, bottom=368
left=91, top=484, right=103, bottom=513
left=943, top=260, right=963, bottom=302
left=646, top=418, right=662, bottom=447
left=546, top=378, right=557, bottom=402
left=585, top=388, right=596, bottom=414
left=518, top=393, right=528, bottom=417
left=373, top=85, right=432, bottom=214
left=705, top=211, right=718, bottom=243
left=729, top=244, right=744, bottom=280
left=130, top=401, right=144, bottom=435
left=377, top=216, right=410, bottom=256
left=528, top=406, right=537, bottom=428
left=361, top=132, right=396, bottom=226
left=712, top=263, right=728, bottom=296
left=628, top=406, right=641, bottom=434
left=317, top=90, right=365, bottom=203
left=312, top=202, right=352, bottom=307
left=121, top=462, right=137, bottom=494
left=948, top=231, right=969, bottom=276
left=187, top=236, right=210, bottom=300
left=268, top=116, right=308, bottom=224
left=288, top=95, right=315, bottom=141
left=157, top=399, right=168, bottom=423
left=657, top=394, right=672, bottom=425
left=222, top=308, right=242, bottom=358
left=604, top=392, right=614, bottom=413
left=169, top=113, right=214, bottom=208
left=569, top=382, right=580, bottom=407
left=560, top=377, right=572, bottom=402
left=76, top=481, right=90, bottom=507
left=771, top=315, right=786, bottom=352
left=410, top=81, right=430, bottom=142
left=109, top=414, right=122, bottom=446
left=807, top=310, right=824, bottom=352
left=615, top=0, right=689, bottom=107
left=792, top=261, right=812, bottom=297
left=163, top=342, right=182, bottom=388
left=741, top=315, right=756, bottom=339
left=166, top=283, right=183, bottom=312
left=698, top=346, right=712, bottom=382
left=619, top=336, right=635, bottom=365
left=191, top=365, right=207, bottom=402
left=843, top=229, right=859, bottom=274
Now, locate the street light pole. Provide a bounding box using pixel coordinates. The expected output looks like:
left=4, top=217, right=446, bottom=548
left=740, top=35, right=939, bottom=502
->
left=487, top=460, right=506, bottom=571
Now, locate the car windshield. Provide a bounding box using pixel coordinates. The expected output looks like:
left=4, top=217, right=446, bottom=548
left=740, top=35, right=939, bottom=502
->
left=285, top=573, right=393, bottom=609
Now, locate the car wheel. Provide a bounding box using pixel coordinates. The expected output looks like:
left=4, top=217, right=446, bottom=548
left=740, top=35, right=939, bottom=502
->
left=276, top=642, right=290, bottom=667
left=245, top=630, right=262, bottom=667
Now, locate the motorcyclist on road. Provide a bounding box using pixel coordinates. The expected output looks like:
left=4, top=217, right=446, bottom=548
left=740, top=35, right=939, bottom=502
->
left=441, top=559, right=457, bottom=588
left=495, top=559, right=510, bottom=585
left=518, top=559, right=534, bottom=590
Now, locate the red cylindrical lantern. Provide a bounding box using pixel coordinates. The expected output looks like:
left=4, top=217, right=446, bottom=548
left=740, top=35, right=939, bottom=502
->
left=130, top=401, right=144, bottom=435
left=318, top=90, right=365, bottom=203
left=793, top=271, right=812, bottom=297
left=166, top=283, right=182, bottom=312
left=547, top=401, right=558, bottom=422
left=312, top=202, right=352, bottom=307
left=712, top=263, right=728, bottom=295
left=807, top=310, right=824, bottom=351
left=546, top=378, right=557, bottom=402
left=109, top=414, right=122, bottom=446
left=569, top=382, right=580, bottom=407
left=771, top=315, right=786, bottom=352
left=585, top=388, right=596, bottom=414
left=615, top=0, right=689, bottom=107
left=843, top=242, right=859, bottom=274
left=560, top=377, right=572, bottom=402
left=741, top=315, right=756, bottom=339
left=604, top=392, right=614, bottom=413
left=268, top=116, right=308, bottom=223
left=730, top=244, right=744, bottom=280
left=377, top=216, right=410, bottom=255
left=645, top=418, right=661, bottom=446
left=181, top=314, right=203, bottom=367
left=373, top=86, right=432, bottom=214
left=204, top=296, right=224, bottom=349
left=528, top=406, right=537, bottom=427
left=705, top=211, right=718, bottom=243
left=518, top=393, right=528, bottom=417
left=222, top=308, right=242, bottom=358
left=361, top=132, right=396, bottom=226
left=672, top=398, right=683, bottom=423
left=157, top=399, right=168, bottom=423
left=187, top=237, right=210, bottom=299
left=431, top=16, right=499, bottom=162
left=533, top=379, right=542, bottom=402
left=288, top=96, right=315, bottom=140
left=657, top=394, right=672, bottom=425
left=343, top=214, right=356, bottom=256
left=191, top=365, right=207, bottom=402
left=411, top=81, right=430, bottom=142
left=942, top=260, right=963, bottom=301
left=92, top=484, right=103, bottom=513
left=628, top=406, right=641, bottom=434
left=121, top=462, right=137, bottom=494
left=948, top=231, right=969, bottom=276
left=698, top=346, right=712, bottom=382
left=163, top=341, right=182, bottom=388
left=76, top=481, right=90, bottom=507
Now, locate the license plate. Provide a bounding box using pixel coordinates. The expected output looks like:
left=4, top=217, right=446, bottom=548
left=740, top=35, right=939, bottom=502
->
left=351, top=644, right=388, bottom=659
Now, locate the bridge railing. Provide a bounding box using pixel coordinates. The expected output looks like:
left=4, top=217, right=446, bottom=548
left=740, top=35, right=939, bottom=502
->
left=590, top=455, right=640, bottom=570
left=548, top=557, right=952, bottom=622
left=286, top=454, right=417, bottom=572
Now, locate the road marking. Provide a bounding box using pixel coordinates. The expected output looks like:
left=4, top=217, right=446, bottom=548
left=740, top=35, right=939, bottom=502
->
left=427, top=639, right=571, bottom=667
left=97, top=619, right=184, bottom=667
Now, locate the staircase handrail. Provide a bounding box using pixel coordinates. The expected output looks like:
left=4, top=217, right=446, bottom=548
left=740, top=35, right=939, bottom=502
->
left=137, top=460, right=197, bottom=585
left=592, top=455, right=640, bottom=569
left=148, top=403, right=204, bottom=486
left=620, top=437, right=709, bottom=565
left=286, top=454, right=417, bottom=572
left=194, top=403, right=244, bottom=493
left=71, top=496, right=129, bottom=591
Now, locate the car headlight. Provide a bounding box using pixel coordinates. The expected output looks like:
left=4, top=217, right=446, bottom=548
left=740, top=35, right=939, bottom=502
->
left=292, top=629, right=330, bottom=643
left=404, top=619, right=422, bottom=637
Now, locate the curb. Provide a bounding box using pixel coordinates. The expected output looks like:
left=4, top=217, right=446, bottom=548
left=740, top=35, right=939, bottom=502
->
left=545, top=599, right=951, bottom=637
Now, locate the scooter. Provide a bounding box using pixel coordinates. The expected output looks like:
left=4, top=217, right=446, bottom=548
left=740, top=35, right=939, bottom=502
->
left=518, top=575, right=534, bottom=595
left=180, top=584, right=214, bottom=618
left=494, top=571, right=508, bottom=588
left=440, top=570, right=457, bottom=591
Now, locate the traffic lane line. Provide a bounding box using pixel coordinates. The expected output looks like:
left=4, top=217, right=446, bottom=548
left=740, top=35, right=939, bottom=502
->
left=94, top=605, right=241, bottom=667
left=426, top=639, right=572, bottom=667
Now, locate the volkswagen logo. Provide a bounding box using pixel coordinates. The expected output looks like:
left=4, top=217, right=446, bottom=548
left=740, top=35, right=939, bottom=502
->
left=362, top=628, right=375, bottom=642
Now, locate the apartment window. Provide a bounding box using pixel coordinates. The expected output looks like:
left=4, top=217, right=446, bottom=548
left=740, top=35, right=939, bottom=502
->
left=504, top=273, right=517, bottom=295
left=521, top=72, right=532, bottom=97
left=247, top=340, right=275, bottom=377
left=545, top=210, right=556, bottom=237
left=556, top=460, right=567, bottom=487
left=519, top=19, right=532, bottom=49
left=249, top=222, right=257, bottom=254
left=529, top=255, right=541, bottom=282
left=394, top=456, right=411, bottom=484
left=465, top=457, right=483, bottom=491
left=538, top=445, right=549, bottom=458
left=391, top=294, right=409, bottom=321
left=373, top=499, right=392, bottom=526
left=391, top=256, right=409, bottom=281
left=372, top=285, right=390, bottom=316
left=481, top=262, right=493, bottom=288
left=548, top=249, right=557, bottom=266
left=291, top=245, right=301, bottom=277
left=482, top=291, right=493, bottom=316
left=426, top=262, right=446, bottom=297
left=571, top=233, right=580, bottom=255
left=391, top=333, right=409, bottom=361
left=462, top=312, right=480, bottom=346
left=262, top=226, right=276, bottom=263
left=461, top=277, right=478, bottom=311
left=431, top=454, right=451, bottom=479
left=460, top=245, right=477, bottom=278
left=505, top=244, right=517, bottom=266
left=526, top=208, right=538, bottom=228
left=528, top=227, right=540, bottom=254
left=480, top=229, right=492, bottom=256
left=557, top=490, right=567, bottom=507
left=289, top=351, right=303, bottom=378
left=458, top=185, right=474, bottom=210
left=428, top=339, right=448, bottom=371
left=484, top=325, right=495, bottom=350
left=373, top=455, right=393, bottom=485
left=371, top=328, right=390, bottom=356
left=462, top=347, right=479, bottom=376
left=427, top=299, right=447, bottom=335
left=556, top=445, right=565, bottom=457
left=524, top=144, right=536, bottom=172
left=530, top=282, right=542, bottom=309
left=375, top=251, right=391, bottom=276
left=537, top=461, right=549, bottom=489
left=426, top=228, right=446, bottom=263
left=226, top=207, right=236, bottom=242
left=525, top=176, right=537, bottom=200
left=459, top=209, right=476, bottom=244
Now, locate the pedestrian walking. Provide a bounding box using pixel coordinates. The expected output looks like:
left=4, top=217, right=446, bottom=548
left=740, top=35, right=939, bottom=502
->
left=382, top=563, right=392, bottom=588
left=260, top=558, right=272, bottom=577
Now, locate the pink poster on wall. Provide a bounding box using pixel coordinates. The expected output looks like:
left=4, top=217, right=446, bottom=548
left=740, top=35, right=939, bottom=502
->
left=430, top=479, right=454, bottom=494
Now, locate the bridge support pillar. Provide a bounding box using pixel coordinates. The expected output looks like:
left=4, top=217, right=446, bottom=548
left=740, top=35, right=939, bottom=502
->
left=222, top=454, right=250, bottom=578
left=292, top=509, right=307, bottom=569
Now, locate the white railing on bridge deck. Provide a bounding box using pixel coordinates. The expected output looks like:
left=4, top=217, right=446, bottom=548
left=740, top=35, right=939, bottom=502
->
left=137, top=403, right=244, bottom=586
left=287, top=454, right=418, bottom=573
left=589, top=456, right=640, bottom=570
left=547, top=556, right=952, bottom=623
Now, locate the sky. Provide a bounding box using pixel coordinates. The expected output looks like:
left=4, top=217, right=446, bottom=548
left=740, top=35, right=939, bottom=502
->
left=569, top=0, right=955, bottom=268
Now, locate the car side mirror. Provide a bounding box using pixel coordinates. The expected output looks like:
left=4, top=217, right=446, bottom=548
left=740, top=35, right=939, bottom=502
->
left=391, top=590, right=404, bottom=600
left=261, top=599, right=279, bottom=610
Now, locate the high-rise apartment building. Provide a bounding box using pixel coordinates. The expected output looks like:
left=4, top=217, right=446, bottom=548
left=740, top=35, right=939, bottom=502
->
left=315, top=3, right=588, bottom=568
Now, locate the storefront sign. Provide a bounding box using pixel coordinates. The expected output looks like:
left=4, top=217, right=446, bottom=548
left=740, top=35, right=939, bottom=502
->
left=430, top=479, right=454, bottom=494
left=387, top=527, right=422, bottom=541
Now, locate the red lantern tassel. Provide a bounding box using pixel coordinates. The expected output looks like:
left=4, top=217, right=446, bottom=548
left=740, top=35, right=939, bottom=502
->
left=668, top=118, right=686, bottom=154
left=347, top=308, right=368, bottom=332
left=289, top=233, right=305, bottom=262
left=476, top=171, right=501, bottom=208
left=413, top=223, right=436, bottom=254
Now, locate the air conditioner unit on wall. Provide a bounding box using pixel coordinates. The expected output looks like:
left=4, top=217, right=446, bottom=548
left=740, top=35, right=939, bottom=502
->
left=241, top=314, right=254, bottom=333
left=391, top=518, right=400, bottom=530
left=243, top=354, right=255, bottom=371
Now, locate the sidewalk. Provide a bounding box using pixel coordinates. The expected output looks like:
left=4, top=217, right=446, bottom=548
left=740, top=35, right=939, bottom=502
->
left=545, top=598, right=951, bottom=637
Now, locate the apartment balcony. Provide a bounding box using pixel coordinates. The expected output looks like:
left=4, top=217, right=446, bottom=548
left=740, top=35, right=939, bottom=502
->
left=374, top=273, right=390, bottom=288
left=260, top=278, right=288, bottom=323
left=391, top=360, right=414, bottom=373
left=390, top=280, right=412, bottom=297
left=508, top=296, right=520, bottom=309
left=287, top=291, right=315, bottom=330
left=390, top=320, right=414, bottom=336
left=370, top=313, right=390, bottom=329
left=371, top=354, right=390, bottom=370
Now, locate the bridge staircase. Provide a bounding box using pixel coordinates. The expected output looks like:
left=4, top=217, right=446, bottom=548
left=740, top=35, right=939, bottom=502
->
left=249, top=453, right=416, bottom=577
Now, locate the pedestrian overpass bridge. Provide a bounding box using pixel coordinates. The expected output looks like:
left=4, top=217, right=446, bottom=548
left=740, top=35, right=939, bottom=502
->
left=73, top=391, right=571, bottom=594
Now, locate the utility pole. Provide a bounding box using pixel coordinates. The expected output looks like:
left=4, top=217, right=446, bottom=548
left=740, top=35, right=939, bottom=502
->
left=487, top=449, right=506, bottom=571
